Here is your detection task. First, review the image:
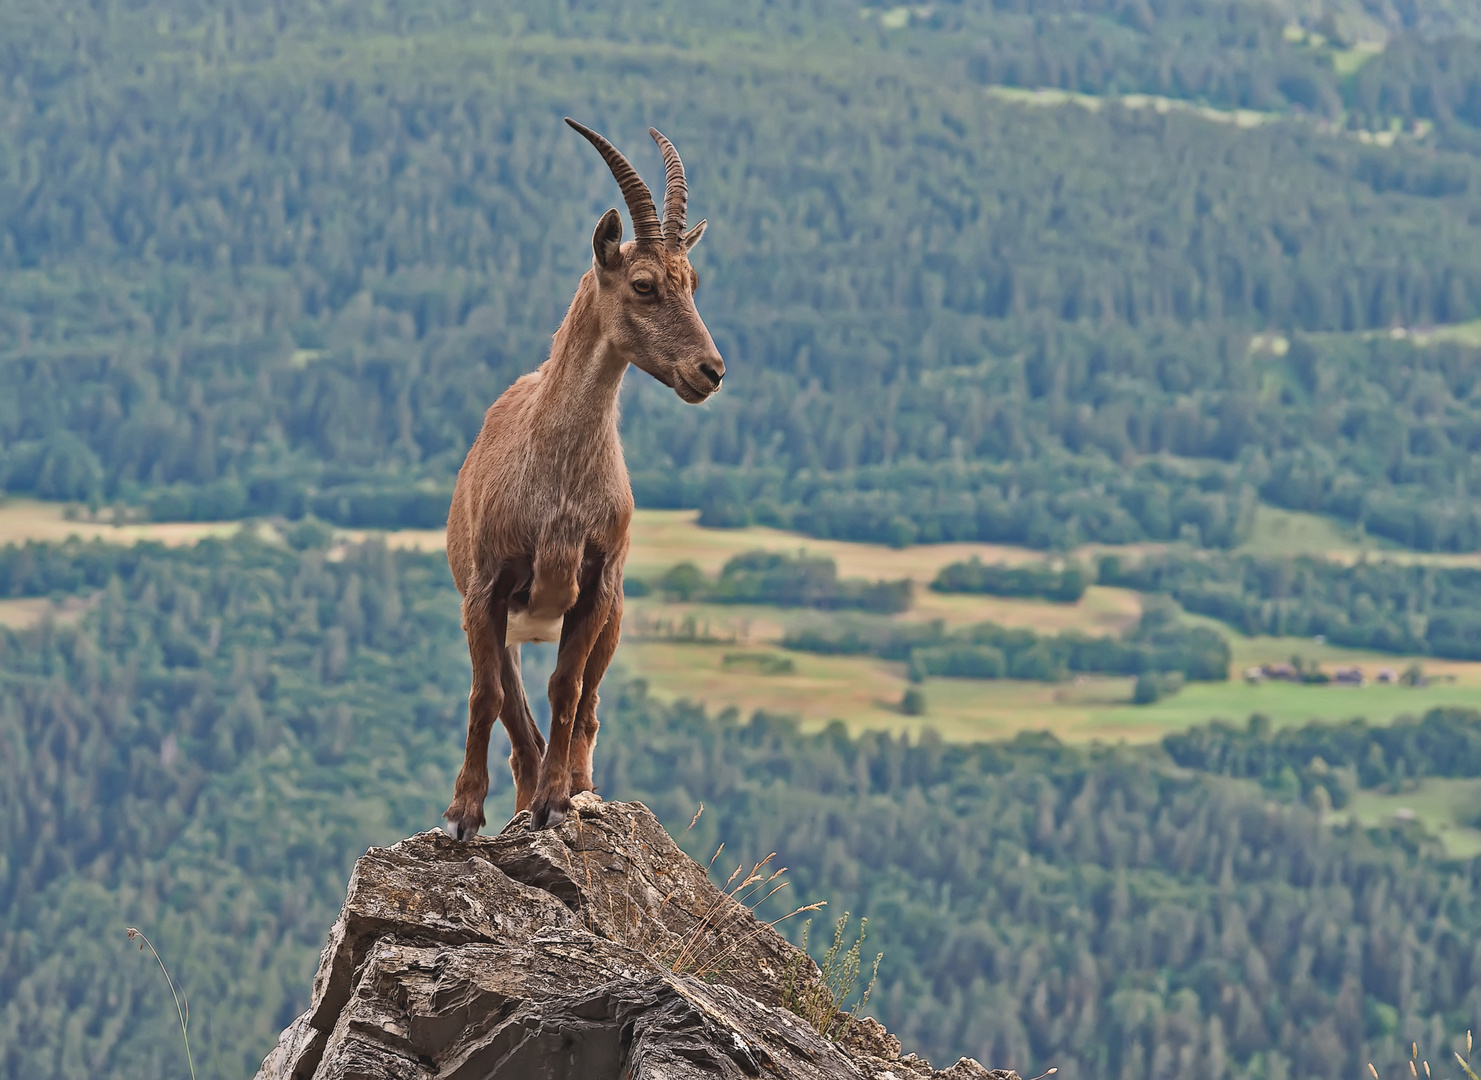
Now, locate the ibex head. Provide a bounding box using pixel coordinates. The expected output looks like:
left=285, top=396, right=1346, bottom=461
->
left=567, top=118, right=725, bottom=404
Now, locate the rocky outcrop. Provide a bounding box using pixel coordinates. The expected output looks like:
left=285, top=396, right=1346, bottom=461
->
left=255, top=797, right=1018, bottom=1080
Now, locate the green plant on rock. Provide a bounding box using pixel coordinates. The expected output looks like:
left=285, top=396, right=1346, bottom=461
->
left=127, top=927, right=197, bottom=1080
left=781, top=912, right=883, bottom=1042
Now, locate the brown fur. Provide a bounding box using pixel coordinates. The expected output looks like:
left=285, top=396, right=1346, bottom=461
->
left=443, top=126, right=723, bottom=836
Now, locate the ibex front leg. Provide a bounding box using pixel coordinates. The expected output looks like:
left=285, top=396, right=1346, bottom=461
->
left=444, top=570, right=512, bottom=840
left=529, top=552, right=614, bottom=830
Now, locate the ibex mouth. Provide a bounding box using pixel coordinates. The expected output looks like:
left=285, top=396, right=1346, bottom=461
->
left=675, top=373, right=711, bottom=404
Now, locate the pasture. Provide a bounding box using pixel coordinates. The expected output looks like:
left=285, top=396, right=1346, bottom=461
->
left=618, top=629, right=1481, bottom=745
left=0, top=596, right=88, bottom=629
left=1234, top=505, right=1374, bottom=557
left=0, top=498, right=242, bottom=547
left=1339, top=778, right=1481, bottom=860
left=7, top=499, right=1481, bottom=747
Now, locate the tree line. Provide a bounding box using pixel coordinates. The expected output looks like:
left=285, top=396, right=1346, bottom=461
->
left=628, top=550, right=913, bottom=614
left=782, top=598, right=1231, bottom=684
left=1164, top=707, right=1481, bottom=808
left=932, top=556, right=1090, bottom=602
left=1101, top=549, right=1481, bottom=658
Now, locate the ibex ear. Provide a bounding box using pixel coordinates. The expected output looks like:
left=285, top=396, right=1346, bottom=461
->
left=682, top=219, right=707, bottom=252
left=593, top=208, right=624, bottom=268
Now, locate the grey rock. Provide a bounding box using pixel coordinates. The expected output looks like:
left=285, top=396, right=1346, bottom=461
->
left=255, top=799, right=1019, bottom=1080
left=254, top=1012, right=323, bottom=1080
left=930, top=1060, right=1023, bottom=1080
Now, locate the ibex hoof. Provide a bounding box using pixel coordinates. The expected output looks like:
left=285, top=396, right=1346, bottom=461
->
left=443, top=803, right=485, bottom=842
left=529, top=794, right=571, bottom=831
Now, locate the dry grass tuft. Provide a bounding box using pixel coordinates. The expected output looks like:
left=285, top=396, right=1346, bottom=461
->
left=665, top=848, right=825, bottom=980
left=1370, top=1033, right=1478, bottom=1080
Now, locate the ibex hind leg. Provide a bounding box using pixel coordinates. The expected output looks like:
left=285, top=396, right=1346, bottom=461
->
left=569, top=595, right=622, bottom=796
left=499, top=643, right=547, bottom=811
left=444, top=573, right=510, bottom=841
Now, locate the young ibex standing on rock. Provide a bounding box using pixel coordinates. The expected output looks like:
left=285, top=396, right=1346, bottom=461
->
left=443, top=119, right=725, bottom=836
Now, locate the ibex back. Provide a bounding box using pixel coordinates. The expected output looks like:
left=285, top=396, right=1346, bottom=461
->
left=443, top=119, right=724, bottom=835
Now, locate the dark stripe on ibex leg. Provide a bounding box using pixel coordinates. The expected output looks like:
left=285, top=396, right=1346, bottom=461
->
left=500, top=642, right=547, bottom=811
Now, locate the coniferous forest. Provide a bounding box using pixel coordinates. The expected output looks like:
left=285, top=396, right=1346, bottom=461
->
left=4, top=0, right=1481, bottom=547
left=7, top=536, right=1481, bottom=1080
left=7, top=0, right=1481, bottom=1078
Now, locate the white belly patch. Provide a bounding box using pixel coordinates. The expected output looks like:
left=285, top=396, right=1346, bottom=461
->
left=506, top=610, right=565, bottom=646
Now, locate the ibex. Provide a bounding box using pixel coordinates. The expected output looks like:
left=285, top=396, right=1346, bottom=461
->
left=443, top=119, right=724, bottom=836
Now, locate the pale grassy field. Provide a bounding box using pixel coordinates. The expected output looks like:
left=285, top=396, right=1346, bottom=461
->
left=632, top=503, right=1481, bottom=572
left=985, top=85, right=1277, bottom=129
left=1236, top=504, right=1481, bottom=567
left=1412, top=319, right=1481, bottom=349
left=625, top=588, right=1141, bottom=641
left=624, top=510, right=1063, bottom=581
left=611, top=510, right=1481, bottom=743
left=1338, top=778, right=1481, bottom=859
left=0, top=500, right=246, bottom=631
left=0, top=594, right=93, bottom=629
left=7, top=498, right=1481, bottom=748
left=618, top=636, right=1147, bottom=743
left=10, top=497, right=1458, bottom=573
left=0, top=498, right=243, bottom=547
left=619, top=627, right=1481, bottom=745
left=1236, top=505, right=1374, bottom=557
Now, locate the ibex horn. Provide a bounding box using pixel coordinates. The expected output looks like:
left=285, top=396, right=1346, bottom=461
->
left=649, top=127, right=687, bottom=251
left=565, top=118, right=662, bottom=245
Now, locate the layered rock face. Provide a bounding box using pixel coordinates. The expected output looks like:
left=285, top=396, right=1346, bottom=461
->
left=255, top=797, right=1018, bottom=1080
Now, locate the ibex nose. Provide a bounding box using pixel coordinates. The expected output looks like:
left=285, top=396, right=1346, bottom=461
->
left=699, top=359, right=724, bottom=388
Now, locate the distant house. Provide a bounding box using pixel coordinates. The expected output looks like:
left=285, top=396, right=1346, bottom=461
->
left=1245, top=662, right=1364, bottom=687
left=1244, top=660, right=1380, bottom=687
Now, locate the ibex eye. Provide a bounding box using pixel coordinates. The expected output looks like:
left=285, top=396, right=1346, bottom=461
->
left=633, top=280, right=654, bottom=295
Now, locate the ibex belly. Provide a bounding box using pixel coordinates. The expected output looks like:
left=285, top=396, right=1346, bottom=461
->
left=506, top=609, right=565, bottom=646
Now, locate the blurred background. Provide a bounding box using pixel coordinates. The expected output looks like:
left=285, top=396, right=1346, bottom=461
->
left=5, top=1, right=1481, bottom=1077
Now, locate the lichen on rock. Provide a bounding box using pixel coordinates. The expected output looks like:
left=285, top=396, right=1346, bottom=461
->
left=254, top=798, right=1019, bottom=1080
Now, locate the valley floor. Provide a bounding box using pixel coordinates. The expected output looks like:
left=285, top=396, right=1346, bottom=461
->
left=3, top=498, right=1479, bottom=746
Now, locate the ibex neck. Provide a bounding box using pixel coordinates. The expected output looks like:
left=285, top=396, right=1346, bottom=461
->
left=533, top=271, right=627, bottom=436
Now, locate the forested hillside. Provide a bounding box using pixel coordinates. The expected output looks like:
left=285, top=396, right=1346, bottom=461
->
left=4, top=0, right=1481, bottom=545
left=0, top=536, right=471, bottom=1076
left=5, top=534, right=1481, bottom=1080
left=615, top=699, right=1481, bottom=1080
left=10, top=2, right=1481, bottom=1078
